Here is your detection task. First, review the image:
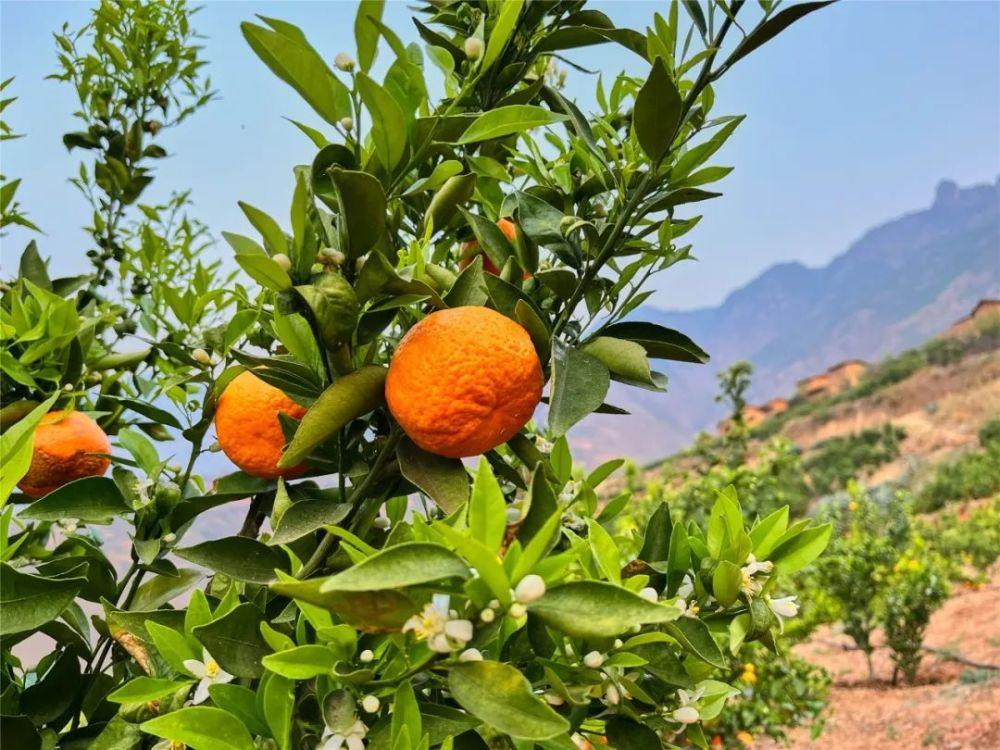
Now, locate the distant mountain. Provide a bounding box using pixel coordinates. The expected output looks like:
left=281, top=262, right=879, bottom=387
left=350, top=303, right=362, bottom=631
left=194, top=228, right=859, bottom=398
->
left=570, top=178, right=1000, bottom=464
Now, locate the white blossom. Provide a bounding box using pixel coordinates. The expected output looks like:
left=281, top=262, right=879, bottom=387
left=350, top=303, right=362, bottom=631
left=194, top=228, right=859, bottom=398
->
left=334, top=53, right=355, bottom=72
left=676, top=574, right=694, bottom=600
left=769, top=595, right=799, bottom=620
left=183, top=649, right=234, bottom=705
left=319, top=720, right=367, bottom=750
left=638, top=587, right=659, bottom=602
left=402, top=595, right=474, bottom=653
left=459, top=648, right=483, bottom=662
left=152, top=740, right=186, bottom=750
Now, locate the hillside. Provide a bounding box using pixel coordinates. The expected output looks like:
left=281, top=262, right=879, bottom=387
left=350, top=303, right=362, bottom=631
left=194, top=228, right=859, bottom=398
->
left=573, top=178, right=1000, bottom=463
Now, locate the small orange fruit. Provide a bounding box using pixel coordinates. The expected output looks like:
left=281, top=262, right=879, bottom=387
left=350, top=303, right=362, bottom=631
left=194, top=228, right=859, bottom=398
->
left=459, top=217, right=520, bottom=276
left=386, top=306, right=544, bottom=458
left=214, top=371, right=307, bottom=479
left=18, top=411, right=112, bottom=498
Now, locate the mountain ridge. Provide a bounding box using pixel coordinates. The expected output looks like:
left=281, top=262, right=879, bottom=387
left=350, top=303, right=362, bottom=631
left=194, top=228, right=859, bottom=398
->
left=571, top=178, right=1000, bottom=463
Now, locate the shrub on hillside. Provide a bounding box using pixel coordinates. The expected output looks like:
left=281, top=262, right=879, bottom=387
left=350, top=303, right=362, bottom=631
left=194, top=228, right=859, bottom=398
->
left=915, top=422, right=1000, bottom=512
left=803, top=423, right=906, bottom=496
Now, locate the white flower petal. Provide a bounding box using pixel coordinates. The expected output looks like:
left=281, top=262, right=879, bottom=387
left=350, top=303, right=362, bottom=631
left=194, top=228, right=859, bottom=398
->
left=183, top=659, right=207, bottom=679
left=429, top=633, right=452, bottom=653
left=444, top=619, right=473, bottom=643
left=192, top=679, right=211, bottom=705
left=214, top=668, right=235, bottom=685
left=673, top=705, right=700, bottom=724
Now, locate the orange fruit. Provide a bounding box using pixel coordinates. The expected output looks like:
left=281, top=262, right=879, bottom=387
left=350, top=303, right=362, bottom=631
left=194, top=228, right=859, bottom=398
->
left=386, top=306, right=544, bottom=458
left=18, top=411, right=112, bottom=498
left=459, top=217, right=525, bottom=277
left=214, top=371, right=307, bottom=479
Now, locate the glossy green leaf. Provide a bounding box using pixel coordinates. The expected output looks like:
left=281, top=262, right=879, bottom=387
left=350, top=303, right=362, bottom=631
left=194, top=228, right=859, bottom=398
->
left=455, top=105, right=567, bottom=145
left=449, top=661, right=569, bottom=740
left=235, top=253, right=292, bottom=292
left=354, top=0, right=385, bottom=71
left=19, top=476, right=130, bottom=524
left=278, top=365, right=387, bottom=467
left=329, top=168, right=387, bottom=258
left=548, top=344, right=610, bottom=437
left=712, top=560, right=741, bottom=608
left=600, top=321, right=709, bottom=363
left=193, top=603, right=269, bottom=679
left=587, top=518, right=621, bottom=584
left=319, top=542, right=469, bottom=592
left=0, top=563, right=85, bottom=635
left=583, top=336, right=664, bottom=390
left=664, top=617, right=727, bottom=669
left=141, top=706, right=255, bottom=750
left=634, top=56, right=681, bottom=161
left=469, top=458, right=506, bottom=553
left=528, top=581, right=680, bottom=638
left=728, top=2, right=836, bottom=67
left=107, top=677, right=194, bottom=704
left=397, top=437, right=470, bottom=514
left=269, top=500, right=351, bottom=545
left=769, top=523, right=832, bottom=574
left=357, top=72, right=406, bottom=170
left=176, top=537, right=289, bottom=584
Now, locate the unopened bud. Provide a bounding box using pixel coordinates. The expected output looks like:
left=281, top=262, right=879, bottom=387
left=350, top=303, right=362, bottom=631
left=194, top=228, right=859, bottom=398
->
left=459, top=648, right=483, bottom=662
left=272, top=253, right=292, bottom=272
left=463, top=37, right=484, bottom=61
left=505, top=507, right=522, bottom=525
left=334, top=53, right=355, bottom=72
left=339, top=116, right=354, bottom=132
left=373, top=517, right=391, bottom=530
left=479, top=607, right=495, bottom=623
left=509, top=602, right=526, bottom=619
left=638, top=587, right=659, bottom=603
left=209, top=441, right=221, bottom=453
left=162, top=532, right=177, bottom=544
left=583, top=651, right=604, bottom=669
left=359, top=649, right=374, bottom=663
left=361, top=695, right=380, bottom=713
left=514, top=574, right=546, bottom=604
left=192, top=348, right=212, bottom=366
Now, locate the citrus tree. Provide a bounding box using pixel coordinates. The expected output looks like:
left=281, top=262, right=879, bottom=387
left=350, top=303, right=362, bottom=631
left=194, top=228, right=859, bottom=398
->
left=1, top=1, right=835, bottom=748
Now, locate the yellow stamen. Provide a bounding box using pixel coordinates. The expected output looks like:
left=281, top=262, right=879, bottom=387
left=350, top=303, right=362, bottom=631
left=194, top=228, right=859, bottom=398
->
left=205, top=660, right=219, bottom=678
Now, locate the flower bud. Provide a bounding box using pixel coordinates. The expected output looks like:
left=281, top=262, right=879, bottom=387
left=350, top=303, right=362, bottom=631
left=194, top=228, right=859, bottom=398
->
left=361, top=695, right=380, bottom=713
left=359, top=649, right=374, bottom=663
left=459, top=648, right=483, bottom=662
left=583, top=651, right=604, bottom=669
left=509, top=602, right=526, bottom=619
left=604, top=684, right=620, bottom=705
left=479, top=607, right=495, bottom=624
left=505, top=507, right=522, bottom=525
left=514, top=574, right=546, bottom=604
left=162, top=532, right=177, bottom=544
left=373, top=516, right=391, bottom=530
left=638, top=587, right=659, bottom=602
left=272, top=253, right=292, bottom=272
left=339, top=116, right=354, bottom=132
left=192, top=348, right=212, bottom=366
left=673, top=706, right=700, bottom=724
left=463, top=36, right=484, bottom=61
left=334, top=52, right=355, bottom=72
left=544, top=692, right=565, bottom=706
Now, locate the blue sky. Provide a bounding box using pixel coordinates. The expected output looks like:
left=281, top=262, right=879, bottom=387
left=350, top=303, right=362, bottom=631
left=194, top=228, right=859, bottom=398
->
left=2, top=0, right=998, bottom=311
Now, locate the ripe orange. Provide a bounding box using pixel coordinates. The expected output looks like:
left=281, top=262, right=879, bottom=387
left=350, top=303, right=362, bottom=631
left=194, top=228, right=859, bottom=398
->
left=385, top=306, right=544, bottom=458
left=459, top=217, right=520, bottom=276
left=214, top=371, right=307, bottom=479
left=18, top=411, right=112, bottom=498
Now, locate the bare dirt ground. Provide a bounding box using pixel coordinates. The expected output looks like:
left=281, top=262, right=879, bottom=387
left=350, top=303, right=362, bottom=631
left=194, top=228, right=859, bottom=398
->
left=769, top=568, right=1000, bottom=750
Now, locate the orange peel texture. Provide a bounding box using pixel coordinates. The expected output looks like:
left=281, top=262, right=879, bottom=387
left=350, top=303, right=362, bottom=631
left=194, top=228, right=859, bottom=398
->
left=214, top=370, right=307, bottom=479
left=18, top=411, right=112, bottom=498
left=386, top=306, right=544, bottom=458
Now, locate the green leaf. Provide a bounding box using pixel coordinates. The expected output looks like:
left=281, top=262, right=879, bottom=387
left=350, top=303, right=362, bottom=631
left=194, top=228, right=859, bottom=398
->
left=262, top=673, right=294, bottom=750
left=449, top=661, right=569, bottom=740
left=664, top=617, right=727, bottom=669
left=354, top=0, right=385, bottom=71
left=319, top=542, right=469, bottom=592
left=634, top=56, right=681, bottom=162
left=528, top=581, right=679, bottom=638
left=294, top=274, right=360, bottom=350
left=131, top=568, right=204, bottom=611
left=238, top=201, right=287, bottom=255
left=749, top=506, right=789, bottom=559
left=329, top=168, right=386, bottom=258
left=397, top=438, right=470, bottom=514
left=0, top=563, right=84, bottom=635
left=176, top=537, right=289, bottom=584
left=147, top=621, right=197, bottom=675
left=727, top=2, right=836, bottom=68
left=107, top=677, right=194, bottom=704
left=271, top=574, right=418, bottom=631
left=278, top=365, right=387, bottom=467
left=605, top=717, right=662, bottom=750
left=600, top=322, right=709, bottom=363
left=241, top=22, right=350, bottom=125
left=0, top=393, right=58, bottom=504
left=193, top=603, right=269, bottom=679
left=455, top=105, right=568, bottom=144
left=18, top=476, right=130, bottom=524
left=424, top=173, right=477, bottom=235
left=469, top=458, right=506, bottom=553
left=548, top=344, right=610, bottom=437
left=638, top=502, right=672, bottom=564
left=208, top=684, right=270, bottom=738
left=582, top=336, right=663, bottom=390
left=18, top=241, right=50, bottom=288
left=587, top=519, right=621, bottom=584
left=235, top=253, right=292, bottom=292
left=357, top=72, right=406, bottom=170
left=769, top=523, right=832, bottom=574
left=482, top=0, right=524, bottom=72
left=433, top=522, right=511, bottom=605
left=712, top=561, right=741, bottom=608
left=269, top=499, right=351, bottom=545
left=262, top=644, right=335, bottom=679
left=141, top=706, right=255, bottom=750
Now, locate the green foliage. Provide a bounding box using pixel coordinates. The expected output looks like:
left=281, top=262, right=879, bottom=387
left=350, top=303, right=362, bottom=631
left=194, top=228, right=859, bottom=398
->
left=915, top=422, right=1000, bottom=512
left=0, top=0, right=838, bottom=747
left=916, top=496, right=1000, bottom=577
left=882, top=544, right=950, bottom=684
left=803, top=423, right=906, bottom=496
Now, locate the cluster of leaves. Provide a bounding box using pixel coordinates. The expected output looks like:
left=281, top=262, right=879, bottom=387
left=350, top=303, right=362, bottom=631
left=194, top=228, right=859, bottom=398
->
left=1, top=78, right=41, bottom=234
left=915, top=496, right=1000, bottom=578
left=802, top=423, right=906, bottom=497
left=0, top=0, right=839, bottom=748
left=914, top=419, right=1000, bottom=513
